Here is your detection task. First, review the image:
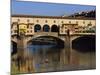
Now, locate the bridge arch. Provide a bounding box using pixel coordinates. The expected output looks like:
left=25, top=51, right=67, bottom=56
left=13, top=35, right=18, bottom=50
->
left=34, top=24, right=41, bottom=32
left=43, top=24, right=50, bottom=32
left=27, top=35, right=64, bottom=48
left=51, top=25, right=59, bottom=32
left=11, top=41, right=17, bottom=55
left=72, top=35, right=95, bottom=52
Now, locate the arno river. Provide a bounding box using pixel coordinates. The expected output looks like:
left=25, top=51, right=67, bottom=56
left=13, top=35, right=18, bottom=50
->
left=11, top=35, right=96, bottom=73
left=26, top=44, right=96, bottom=72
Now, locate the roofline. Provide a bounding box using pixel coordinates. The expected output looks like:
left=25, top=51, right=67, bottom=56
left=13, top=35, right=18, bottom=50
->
left=11, top=14, right=96, bottom=20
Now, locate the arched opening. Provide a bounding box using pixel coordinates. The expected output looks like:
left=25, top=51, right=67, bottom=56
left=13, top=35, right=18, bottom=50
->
left=72, top=35, right=95, bottom=52
left=27, top=36, right=64, bottom=67
left=51, top=25, right=59, bottom=32
left=34, top=24, right=41, bottom=32
left=11, top=41, right=17, bottom=55
left=28, top=36, right=64, bottom=48
left=43, top=24, right=50, bottom=32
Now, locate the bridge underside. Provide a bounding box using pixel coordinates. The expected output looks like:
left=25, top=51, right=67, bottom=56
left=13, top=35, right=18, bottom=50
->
left=27, top=35, right=64, bottom=48
left=72, top=35, right=96, bottom=52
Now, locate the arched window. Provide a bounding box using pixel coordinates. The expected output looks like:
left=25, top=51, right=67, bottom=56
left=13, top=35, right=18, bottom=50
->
left=34, top=24, right=41, bottom=32
left=43, top=24, right=50, bottom=32
left=51, top=25, right=59, bottom=32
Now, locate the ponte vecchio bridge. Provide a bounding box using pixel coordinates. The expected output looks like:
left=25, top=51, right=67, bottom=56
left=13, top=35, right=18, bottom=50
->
left=11, top=15, right=95, bottom=45
left=11, top=15, right=96, bottom=72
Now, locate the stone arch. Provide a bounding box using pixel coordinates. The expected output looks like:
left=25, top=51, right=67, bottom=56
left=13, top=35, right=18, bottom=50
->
left=51, top=25, right=59, bottom=32
left=34, top=24, right=41, bottom=32
left=72, top=35, right=95, bottom=52
left=43, top=24, right=50, bottom=32
left=27, top=35, right=64, bottom=66
left=27, top=35, right=64, bottom=48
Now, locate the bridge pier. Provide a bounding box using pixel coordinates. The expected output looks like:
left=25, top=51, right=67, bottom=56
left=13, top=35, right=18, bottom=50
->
left=60, top=35, right=80, bottom=65
left=60, top=34, right=71, bottom=65
left=17, top=33, right=35, bottom=73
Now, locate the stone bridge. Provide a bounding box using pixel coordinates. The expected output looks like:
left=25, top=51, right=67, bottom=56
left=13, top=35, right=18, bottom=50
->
left=11, top=32, right=95, bottom=47
left=59, top=33, right=95, bottom=42
left=27, top=32, right=58, bottom=42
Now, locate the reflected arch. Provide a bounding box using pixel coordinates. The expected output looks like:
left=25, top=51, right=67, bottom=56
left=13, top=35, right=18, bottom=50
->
left=43, top=24, right=50, bottom=32
left=51, top=25, right=59, bottom=32
left=72, top=35, right=95, bottom=52
left=34, top=24, right=41, bottom=32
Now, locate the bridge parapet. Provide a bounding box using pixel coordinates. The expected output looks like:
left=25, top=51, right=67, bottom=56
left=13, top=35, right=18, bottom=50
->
left=34, top=32, right=58, bottom=37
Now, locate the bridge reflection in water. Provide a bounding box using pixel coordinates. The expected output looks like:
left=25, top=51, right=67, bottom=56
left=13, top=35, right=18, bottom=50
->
left=25, top=35, right=96, bottom=72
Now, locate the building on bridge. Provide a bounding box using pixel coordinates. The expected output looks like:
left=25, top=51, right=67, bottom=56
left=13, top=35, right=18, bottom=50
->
left=11, top=15, right=95, bottom=39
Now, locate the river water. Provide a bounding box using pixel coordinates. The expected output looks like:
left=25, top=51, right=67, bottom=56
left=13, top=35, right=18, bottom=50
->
left=26, top=44, right=96, bottom=72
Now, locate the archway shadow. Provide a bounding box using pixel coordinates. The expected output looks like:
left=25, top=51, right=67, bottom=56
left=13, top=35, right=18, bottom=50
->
left=28, top=36, right=64, bottom=49
left=72, top=35, right=96, bottom=53
left=11, top=41, right=17, bottom=55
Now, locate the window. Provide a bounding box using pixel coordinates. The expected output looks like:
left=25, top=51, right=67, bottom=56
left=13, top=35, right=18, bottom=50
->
left=83, top=21, right=85, bottom=24
left=65, top=27, right=67, bottom=29
left=14, top=30, right=17, bottom=33
left=54, top=20, right=56, bottom=23
left=30, top=26, right=32, bottom=29
left=61, top=21, right=63, bottom=23
left=27, top=25, right=29, bottom=28
left=27, top=30, right=29, bottom=33
left=45, top=20, right=48, bottom=23
left=30, top=30, right=32, bottom=33
left=34, top=24, right=41, bottom=32
left=76, top=21, right=78, bottom=24
left=36, top=20, right=39, bottom=22
left=69, top=21, right=71, bottom=24
left=31, top=27, right=32, bottom=29
left=27, top=19, right=30, bottom=22
left=17, top=19, right=20, bottom=22
left=43, top=24, right=50, bottom=32
left=88, top=23, right=92, bottom=26
left=51, top=25, right=59, bottom=32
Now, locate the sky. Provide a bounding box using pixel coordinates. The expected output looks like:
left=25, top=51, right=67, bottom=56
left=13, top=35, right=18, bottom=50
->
left=11, top=0, right=96, bottom=16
